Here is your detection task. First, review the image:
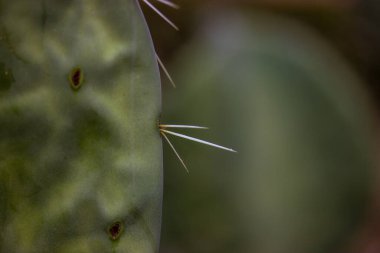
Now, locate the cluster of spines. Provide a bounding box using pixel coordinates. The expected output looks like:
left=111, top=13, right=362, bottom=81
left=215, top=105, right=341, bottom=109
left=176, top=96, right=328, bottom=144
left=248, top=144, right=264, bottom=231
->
left=141, top=0, right=237, bottom=172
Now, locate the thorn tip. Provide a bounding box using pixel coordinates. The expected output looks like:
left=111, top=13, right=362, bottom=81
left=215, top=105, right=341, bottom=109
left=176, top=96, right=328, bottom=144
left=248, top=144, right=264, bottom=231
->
left=142, top=0, right=179, bottom=30
left=156, top=53, right=176, bottom=88
left=161, top=129, right=237, bottom=153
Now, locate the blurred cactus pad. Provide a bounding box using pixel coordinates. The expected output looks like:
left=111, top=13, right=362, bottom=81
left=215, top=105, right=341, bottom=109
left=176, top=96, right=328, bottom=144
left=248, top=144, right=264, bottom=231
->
left=0, top=1, right=162, bottom=252
left=161, top=9, right=375, bottom=253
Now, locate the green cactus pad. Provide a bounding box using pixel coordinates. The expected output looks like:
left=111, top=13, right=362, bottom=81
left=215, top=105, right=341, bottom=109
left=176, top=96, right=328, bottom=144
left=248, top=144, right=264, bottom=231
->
left=0, top=1, right=162, bottom=252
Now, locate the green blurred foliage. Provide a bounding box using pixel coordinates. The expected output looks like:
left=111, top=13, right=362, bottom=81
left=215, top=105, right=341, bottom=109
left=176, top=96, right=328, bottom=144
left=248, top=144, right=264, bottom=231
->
left=159, top=8, right=375, bottom=253
left=145, top=0, right=380, bottom=110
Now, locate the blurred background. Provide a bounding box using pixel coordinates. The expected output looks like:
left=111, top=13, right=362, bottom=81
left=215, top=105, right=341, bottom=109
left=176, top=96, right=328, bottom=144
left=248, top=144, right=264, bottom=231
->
left=141, top=1, right=380, bottom=253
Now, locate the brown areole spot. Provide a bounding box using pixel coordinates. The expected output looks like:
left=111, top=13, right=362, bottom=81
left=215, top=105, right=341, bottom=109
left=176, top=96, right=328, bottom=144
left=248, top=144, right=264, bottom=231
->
left=108, top=221, right=124, bottom=241
left=69, top=67, right=84, bottom=90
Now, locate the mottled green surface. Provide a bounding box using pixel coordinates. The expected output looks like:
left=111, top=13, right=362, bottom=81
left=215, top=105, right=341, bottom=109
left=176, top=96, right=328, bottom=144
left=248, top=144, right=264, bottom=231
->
left=161, top=10, right=374, bottom=253
left=0, top=1, right=162, bottom=252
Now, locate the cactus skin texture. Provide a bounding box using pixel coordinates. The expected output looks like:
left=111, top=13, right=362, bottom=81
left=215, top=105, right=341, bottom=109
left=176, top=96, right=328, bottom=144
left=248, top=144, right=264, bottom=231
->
left=0, top=0, right=162, bottom=252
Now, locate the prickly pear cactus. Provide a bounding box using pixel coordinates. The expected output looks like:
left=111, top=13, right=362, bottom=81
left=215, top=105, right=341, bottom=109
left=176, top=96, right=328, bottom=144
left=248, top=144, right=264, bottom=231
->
left=0, top=0, right=162, bottom=252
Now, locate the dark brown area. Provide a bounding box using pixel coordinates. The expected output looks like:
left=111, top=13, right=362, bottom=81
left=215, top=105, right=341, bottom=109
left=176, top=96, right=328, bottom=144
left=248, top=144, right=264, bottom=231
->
left=69, top=67, right=83, bottom=90
left=108, top=221, right=124, bottom=241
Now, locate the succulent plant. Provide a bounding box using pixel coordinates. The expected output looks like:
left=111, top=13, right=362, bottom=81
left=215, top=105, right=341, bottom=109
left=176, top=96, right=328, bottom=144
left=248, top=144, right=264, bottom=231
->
left=0, top=1, right=162, bottom=252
